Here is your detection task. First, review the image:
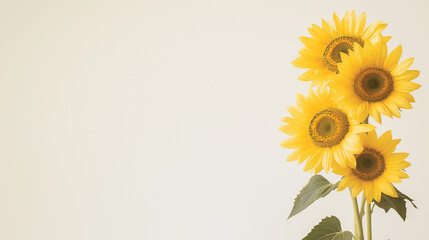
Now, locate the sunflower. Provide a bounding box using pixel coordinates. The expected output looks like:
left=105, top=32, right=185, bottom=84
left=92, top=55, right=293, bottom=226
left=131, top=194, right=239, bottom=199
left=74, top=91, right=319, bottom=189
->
left=332, top=36, right=421, bottom=123
left=292, top=11, right=389, bottom=87
left=279, top=88, right=375, bottom=173
left=333, top=130, right=410, bottom=203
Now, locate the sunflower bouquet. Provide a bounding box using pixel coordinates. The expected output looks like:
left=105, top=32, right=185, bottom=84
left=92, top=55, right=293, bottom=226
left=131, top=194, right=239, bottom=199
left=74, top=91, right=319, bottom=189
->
left=280, top=11, right=420, bottom=240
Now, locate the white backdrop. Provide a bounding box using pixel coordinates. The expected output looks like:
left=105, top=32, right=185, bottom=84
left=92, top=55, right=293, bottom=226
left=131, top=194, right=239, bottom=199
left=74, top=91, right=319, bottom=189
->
left=0, top=0, right=428, bottom=239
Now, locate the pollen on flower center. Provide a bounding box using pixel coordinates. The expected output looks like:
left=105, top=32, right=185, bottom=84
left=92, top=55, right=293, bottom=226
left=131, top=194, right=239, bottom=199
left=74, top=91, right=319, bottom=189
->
left=309, top=108, right=350, bottom=148
left=352, top=148, right=385, bottom=181
left=323, top=36, right=363, bottom=73
left=354, top=67, right=394, bottom=102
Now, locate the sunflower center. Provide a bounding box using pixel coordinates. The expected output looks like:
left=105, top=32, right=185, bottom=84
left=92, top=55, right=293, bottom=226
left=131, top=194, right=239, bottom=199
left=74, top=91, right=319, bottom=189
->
left=323, top=36, right=363, bottom=73
left=309, top=108, right=350, bottom=148
left=354, top=67, right=394, bottom=102
left=352, top=148, right=385, bottom=181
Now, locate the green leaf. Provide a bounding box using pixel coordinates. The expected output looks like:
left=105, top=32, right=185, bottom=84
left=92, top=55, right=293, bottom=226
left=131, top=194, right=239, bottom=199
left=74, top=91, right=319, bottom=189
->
left=288, top=175, right=339, bottom=219
left=303, top=216, right=353, bottom=240
left=373, top=187, right=417, bottom=221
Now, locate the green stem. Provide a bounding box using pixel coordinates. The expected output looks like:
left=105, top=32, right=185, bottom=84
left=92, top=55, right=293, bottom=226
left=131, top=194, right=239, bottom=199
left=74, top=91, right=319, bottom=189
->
left=359, top=194, right=365, bottom=218
left=366, top=202, right=372, bottom=240
left=350, top=188, right=364, bottom=240
left=362, top=116, right=371, bottom=240
left=353, top=220, right=358, bottom=240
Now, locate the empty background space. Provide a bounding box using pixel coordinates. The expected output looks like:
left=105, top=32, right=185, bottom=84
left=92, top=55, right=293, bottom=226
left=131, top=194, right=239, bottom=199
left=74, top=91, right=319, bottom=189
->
left=0, top=0, right=427, bottom=239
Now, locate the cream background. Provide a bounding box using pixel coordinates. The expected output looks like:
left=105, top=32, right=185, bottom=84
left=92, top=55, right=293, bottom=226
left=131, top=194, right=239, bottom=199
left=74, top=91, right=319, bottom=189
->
left=0, top=0, right=428, bottom=239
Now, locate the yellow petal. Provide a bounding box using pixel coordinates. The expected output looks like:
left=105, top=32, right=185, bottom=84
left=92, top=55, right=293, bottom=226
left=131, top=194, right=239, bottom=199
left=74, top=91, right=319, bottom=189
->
left=389, top=95, right=413, bottom=109
left=333, top=12, right=343, bottom=34
left=395, top=82, right=421, bottom=93
left=286, top=150, right=302, bottom=162
left=322, top=150, right=331, bottom=173
left=369, top=105, right=382, bottom=123
left=292, top=56, right=314, bottom=68
left=377, top=131, right=401, bottom=154
left=342, top=134, right=363, bottom=153
left=281, top=137, right=303, bottom=149
left=364, top=182, right=375, bottom=204
left=352, top=185, right=361, bottom=198
left=298, top=69, right=316, bottom=81
left=395, top=70, right=420, bottom=82
left=299, top=36, right=320, bottom=49
left=356, top=12, right=366, bottom=35
left=383, top=173, right=402, bottom=183
left=321, top=19, right=335, bottom=38
left=287, top=106, right=302, bottom=119
left=355, top=102, right=370, bottom=122
left=380, top=181, right=398, bottom=198
left=337, top=178, right=349, bottom=191
left=352, top=124, right=375, bottom=133
left=362, top=21, right=385, bottom=40
left=384, top=45, right=402, bottom=71
left=392, top=58, right=414, bottom=76
left=383, top=101, right=401, bottom=118
left=389, top=152, right=409, bottom=162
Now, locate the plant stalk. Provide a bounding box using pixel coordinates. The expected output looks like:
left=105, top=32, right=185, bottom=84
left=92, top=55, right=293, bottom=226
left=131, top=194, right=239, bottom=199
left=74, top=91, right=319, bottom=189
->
left=366, top=202, right=372, bottom=240
left=359, top=194, right=365, bottom=218
left=363, top=116, right=371, bottom=240
left=350, top=188, right=364, bottom=240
